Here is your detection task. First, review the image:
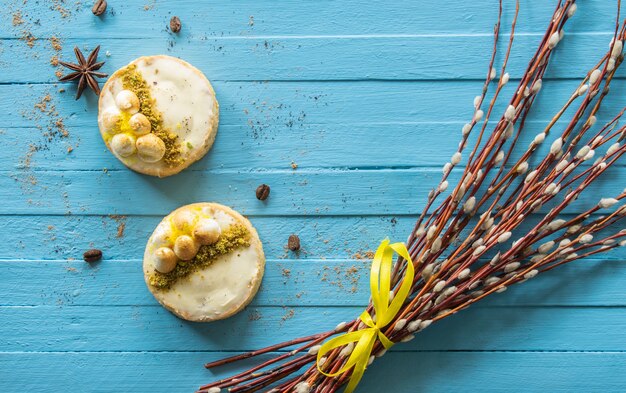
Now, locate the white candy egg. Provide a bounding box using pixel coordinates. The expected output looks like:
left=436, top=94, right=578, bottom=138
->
left=129, top=113, right=152, bottom=135
left=110, top=133, right=137, bottom=157
left=193, top=218, right=221, bottom=245
left=115, top=90, right=140, bottom=114
left=174, top=235, right=199, bottom=261
left=154, top=247, right=178, bottom=273
left=136, top=133, right=166, bottom=163
left=100, top=109, right=121, bottom=132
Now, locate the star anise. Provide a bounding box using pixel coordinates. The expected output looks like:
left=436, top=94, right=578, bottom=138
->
left=59, top=46, right=108, bottom=100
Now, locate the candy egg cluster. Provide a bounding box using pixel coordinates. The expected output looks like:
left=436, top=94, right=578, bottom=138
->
left=103, top=89, right=167, bottom=163
left=153, top=210, right=222, bottom=274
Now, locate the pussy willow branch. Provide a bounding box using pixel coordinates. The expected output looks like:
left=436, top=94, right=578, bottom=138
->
left=198, top=1, right=626, bottom=392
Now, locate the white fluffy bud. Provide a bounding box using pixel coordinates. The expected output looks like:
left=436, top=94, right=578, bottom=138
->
left=599, top=198, right=618, bottom=209
left=607, top=143, right=621, bottom=156
left=589, top=69, right=602, bottom=85
left=501, top=73, right=510, bottom=85
left=548, top=32, right=560, bottom=49
left=504, top=105, right=516, bottom=121
left=462, top=123, right=472, bottom=136
left=498, top=232, right=512, bottom=243
left=576, top=145, right=591, bottom=159
left=473, top=95, right=482, bottom=109
left=495, top=150, right=505, bottom=164
left=463, top=196, right=476, bottom=213
left=611, top=40, right=623, bottom=59
left=579, top=234, right=593, bottom=244
left=567, top=4, right=577, bottom=17
left=550, top=138, right=563, bottom=155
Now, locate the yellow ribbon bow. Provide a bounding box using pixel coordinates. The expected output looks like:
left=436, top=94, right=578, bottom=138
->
left=316, top=239, right=414, bottom=393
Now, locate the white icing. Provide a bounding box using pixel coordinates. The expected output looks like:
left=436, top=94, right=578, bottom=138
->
left=98, top=56, right=218, bottom=176
left=144, top=205, right=263, bottom=321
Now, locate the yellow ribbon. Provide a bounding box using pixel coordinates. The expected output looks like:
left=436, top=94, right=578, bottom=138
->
left=316, top=239, right=414, bottom=393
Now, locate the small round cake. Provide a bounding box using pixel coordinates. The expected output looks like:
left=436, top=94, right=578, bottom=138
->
left=143, top=203, right=265, bottom=321
left=98, top=55, right=219, bottom=177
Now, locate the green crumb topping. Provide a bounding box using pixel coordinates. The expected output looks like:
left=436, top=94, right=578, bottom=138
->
left=120, top=64, right=183, bottom=167
left=148, top=224, right=251, bottom=290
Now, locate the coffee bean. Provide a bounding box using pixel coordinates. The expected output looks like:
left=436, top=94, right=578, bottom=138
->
left=83, top=249, right=103, bottom=263
left=92, top=0, right=107, bottom=16
left=256, top=184, right=271, bottom=201
left=288, top=235, right=301, bottom=251
left=170, top=16, right=182, bottom=33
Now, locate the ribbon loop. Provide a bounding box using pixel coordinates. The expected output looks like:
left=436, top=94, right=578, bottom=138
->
left=316, top=239, right=414, bottom=393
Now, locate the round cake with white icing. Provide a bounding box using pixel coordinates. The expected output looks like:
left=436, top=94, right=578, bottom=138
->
left=98, top=55, right=219, bottom=177
left=143, top=203, right=265, bottom=322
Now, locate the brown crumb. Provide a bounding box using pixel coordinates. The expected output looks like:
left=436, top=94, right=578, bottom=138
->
left=281, top=307, right=295, bottom=322
left=352, top=250, right=375, bottom=260
left=52, top=0, right=71, bottom=18
left=248, top=309, right=262, bottom=321
left=290, top=161, right=298, bottom=170
left=50, top=36, right=62, bottom=52
left=55, top=119, right=69, bottom=137
left=50, top=56, right=59, bottom=67
left=109, top=215, right=127, bottom=238
left=67, top=146, right=73, bottom=153
left=282, top=268, right=291, bottom=277
left=12, top=11, right=24, bottom=26
left=22, top=31, right=37, bottom=48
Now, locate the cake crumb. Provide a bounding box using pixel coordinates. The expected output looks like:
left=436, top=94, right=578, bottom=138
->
left=249, top=309, right=262, bottom=321
left=12, top=11, right=24, bottom=26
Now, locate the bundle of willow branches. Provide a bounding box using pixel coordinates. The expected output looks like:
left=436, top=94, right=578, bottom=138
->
left=199, top=1, right=626, bottom=391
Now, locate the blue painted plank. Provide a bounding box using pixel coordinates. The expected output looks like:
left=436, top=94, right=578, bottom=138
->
left=1, top=258, right=625, bottom=307
left=4, top=79, right=626, bottom=129
left=1, top=1, right=625, bottom=392
left=2, top=304, right=626, bottom=352
left=0, top=215, right=409, bottom=260
left=1, top=169, right=623, bottom=215
left=3, top=214, right=622, bottom=262
left=3, top=120, right=623, bottom=172
left=1, top=351, right=625, bottom=393
left=1, top=34, right=625, bottom=83
left=0, top=0, right=618, bottom=39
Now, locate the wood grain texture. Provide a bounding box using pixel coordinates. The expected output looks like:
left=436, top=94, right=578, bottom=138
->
left=0, top=0, right=624, bottom=392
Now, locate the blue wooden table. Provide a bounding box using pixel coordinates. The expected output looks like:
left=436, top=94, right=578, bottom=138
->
left=1, top=1, right=625, bottom=392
